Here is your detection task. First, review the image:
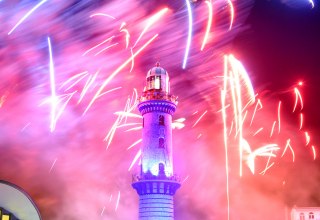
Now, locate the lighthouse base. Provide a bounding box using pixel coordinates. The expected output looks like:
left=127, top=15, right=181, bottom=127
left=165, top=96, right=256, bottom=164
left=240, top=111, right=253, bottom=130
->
left=132, top=178, right=180, bottom=220
left=139, top=194, right=174, bottom=220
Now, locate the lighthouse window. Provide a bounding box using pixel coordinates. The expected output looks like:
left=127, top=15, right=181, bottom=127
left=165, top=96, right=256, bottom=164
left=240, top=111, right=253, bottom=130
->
left=155, top=76, right=161, bottom=89
left=150, top=76, right=155, bottom=89
left=159, top=115, right=165, bottom=125
left=147, top=77, right=152, bottom=89
left=300, top=213, right=305, bottom=220
left=142, top=117, right=144, bottom=128
left=159, top=137, right=165, bottom=148
left=2, top=215, right=10, bottom=220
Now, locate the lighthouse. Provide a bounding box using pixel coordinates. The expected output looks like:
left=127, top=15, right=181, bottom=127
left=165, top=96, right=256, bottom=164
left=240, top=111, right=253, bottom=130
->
left=132, top=63, right=180, bottom=220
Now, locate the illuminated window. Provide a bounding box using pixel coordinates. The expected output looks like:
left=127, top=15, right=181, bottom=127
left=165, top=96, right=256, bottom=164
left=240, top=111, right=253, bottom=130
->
left=155, top=76, right=161, bottom=89
left=309, top=212, right=314, bottom=219
left=0, top=207, right=20, bottom=220
left=150, top=76, right=155, bottom=89
left=300, top=213, right=305, bottom=220
left=159, top=137, right=165, bottom=148
left=147, top=77, right=151, bottom=89
left=2, top=214, right=10, bottom=220
left=159, top=115, right=164, bottom=126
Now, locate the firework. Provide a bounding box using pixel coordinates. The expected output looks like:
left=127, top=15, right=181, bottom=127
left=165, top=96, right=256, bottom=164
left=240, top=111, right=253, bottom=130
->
left=200, top=1, right=213, bottom=51
left=182, top=0, right=193, bottom=69
left=8, top=0, right=48, bottom=35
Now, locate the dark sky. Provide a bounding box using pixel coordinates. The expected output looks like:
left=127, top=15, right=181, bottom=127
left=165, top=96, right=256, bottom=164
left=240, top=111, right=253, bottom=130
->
left=233, top=0, right=320, bottom=130
left=232, top=0, right=320, bottom=209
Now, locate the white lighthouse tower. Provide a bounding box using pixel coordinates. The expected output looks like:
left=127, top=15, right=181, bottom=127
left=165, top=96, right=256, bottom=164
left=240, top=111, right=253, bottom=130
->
left=132, top=63, right=180, bottom=220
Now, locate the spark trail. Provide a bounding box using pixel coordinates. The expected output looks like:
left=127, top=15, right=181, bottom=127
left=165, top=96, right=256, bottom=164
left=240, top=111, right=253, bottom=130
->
left=8, top=0, right=48, bottom=35
left=227, top=0, right=235, bottom=30
left=182, top=0, right=193, bottom=69
left=132, top=8, right=168, bottom=48
left=47, top=37, right=57, bottom=132
left=201, top=1, right=213, bottom=51
left=49, top=158, right=57, bottom=173
left=90, top=13, right=116, bottom=20
left=293, top=87, right=303, bottom=112
left=222, top=54, right=255, bottom=176
left=82, top=36, right=115, bottom=56
left=85, top=34, right=159, bottom=114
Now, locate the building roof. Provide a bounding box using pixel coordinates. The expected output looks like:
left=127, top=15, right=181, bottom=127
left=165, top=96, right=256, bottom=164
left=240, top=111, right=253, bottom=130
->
left=0, top=180, right=41, bottom=220
left=146, top=63, right=168, bottom=78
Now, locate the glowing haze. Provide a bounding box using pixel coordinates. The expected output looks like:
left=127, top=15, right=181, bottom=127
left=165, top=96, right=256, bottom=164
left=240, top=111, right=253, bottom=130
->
left=0, top=0, right=318, bottom=219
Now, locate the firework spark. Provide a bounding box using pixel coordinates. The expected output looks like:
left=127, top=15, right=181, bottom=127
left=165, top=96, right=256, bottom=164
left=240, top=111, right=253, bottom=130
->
left=250, top=99, right=262, bottom=126
left=8, top=0, right=48, bottom=35
left=300, top=113, right=304, bottom=130
left=227, top=0, right=235, bottom=30
left=78, top=71, right=99, bottom=104
left=120, top=24, right=130, bottom=49
left=115, top=191, right=121, bottom=211
left=127, top=139, right=142, bottom=150
left=200, top=0, right=213, bottom=51
left=49, top=158, right=57, bottom=173
left=101, top=206, right=105, bottom=216
left=223, top=54, right=256, bottom=176
left=311, top=145, right=316, bottom=160
left=47, top=37, right=57, bottom=132
left=221, top=89, right=230, bottom=220
left=192, top=110, right=207, bottom=128
left=59, top=71, right=89, bottom=90
left=85, top=34, right=159, bottom=114
left=94, top=43, right=119, bottom=56
left=277, top=101, right=281, bottom=134
left=270, top=121, right=277, bottom=137
left=182, top=0, right=193, bottom=69
left=132, top=8, right=168, bottom=48
left=82, top=36, right=115, bottom=56
left=309, top=0, right=315, bottom=8
left=90, top=13, right=116, bottom=20
left=244, top=141, right=279, bottom=174
left=305, top=131, right=310, bottom=146
left=293, top=87, right=303, bottom=112
left=128, top=149, right=141, bottom=171
left=281, top=138, right=295, bottom=162
left=252, top=127, right=263, bottom=136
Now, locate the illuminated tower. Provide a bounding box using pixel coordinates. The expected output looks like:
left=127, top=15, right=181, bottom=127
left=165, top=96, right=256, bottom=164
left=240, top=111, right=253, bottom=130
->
left=132, top=63, right=180, bottom=220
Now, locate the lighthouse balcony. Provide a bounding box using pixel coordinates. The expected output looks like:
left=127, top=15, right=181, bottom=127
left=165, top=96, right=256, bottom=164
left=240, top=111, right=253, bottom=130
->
left=132, top=174, right=181, bottom=196
left=132, top=173, right=180, bottom=183
left=139, top=90, right=178, bottom=104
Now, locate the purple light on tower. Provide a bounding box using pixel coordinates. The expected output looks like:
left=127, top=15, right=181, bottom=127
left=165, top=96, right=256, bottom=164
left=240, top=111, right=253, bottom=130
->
left=132, top=63, right=181, bottom=220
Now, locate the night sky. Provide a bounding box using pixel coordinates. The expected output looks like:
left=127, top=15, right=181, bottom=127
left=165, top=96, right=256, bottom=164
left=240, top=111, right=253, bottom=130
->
left=0, top=0, right=320, bottom=219
left=233, top=0, right=320, bottom=211
left=234, top=0, right=320, bottom=130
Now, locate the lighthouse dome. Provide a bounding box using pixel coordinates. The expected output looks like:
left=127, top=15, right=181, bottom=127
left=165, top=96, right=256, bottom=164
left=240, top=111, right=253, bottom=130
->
left=145, top=63, right=170, bottom=93
left=147, top=64, right=168, bottom=78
